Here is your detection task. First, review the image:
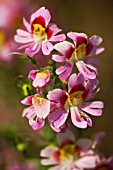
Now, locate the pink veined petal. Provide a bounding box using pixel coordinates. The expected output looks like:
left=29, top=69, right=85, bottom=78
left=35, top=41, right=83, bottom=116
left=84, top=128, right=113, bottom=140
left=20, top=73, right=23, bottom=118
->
left=16, top=29, right=31, bottom=37
left=80, top=101, right=104, bottom=116
left=30, top=7, right=51, bottom=26
left=47, top=88, right=67, bottom=104
left=50, top=34, right=66, bottom=42
left=14, top=35, right=34, bottom=43
left=94, top=47, right=105, bottom=55
left=54, top=41, right=74, bottom=55
left=48, top=108, right=68, bottom=123
left=88, top=35, right=103, bottom=46
left=49, top=122, right=66, bottom=132
left=67, top=32, right=87, bottom=44
left=33, top=76, right=46, bottom=87
left=32, top=97, right=50, bottom=119
left=68, top=73, right=85, bottom=90
left=52, top=54, right=67, bottom=62
left=22, top=106, right=33, bottom=117
left=21, top=95, right=33, bottom=105
left=31, top=118, right=45, bottom=130
left=84, top=58, right=100, bottom=66
left=85, top=79, right=99, bottom=95
left=40, top=146, right=58, bottom=157
left=48, top=24, right=62, bottom=35
left=23, top=17, right=31, bottom=32
left=76, top=61, right=96, bottom=79
left=17, top=43, right=33, bottom=50
left=53, top=109, right=68, bottom=128
left=76, top=155, right=98, bottom=169
left=70, top=107, right=88, bottom=129
left=28, top=70, right=39, bottom=80
left=25, top=42, right=41, bottom=57
left=42, top=41, right=53, bottom=55
left=56, top=63, right=72, bottom=80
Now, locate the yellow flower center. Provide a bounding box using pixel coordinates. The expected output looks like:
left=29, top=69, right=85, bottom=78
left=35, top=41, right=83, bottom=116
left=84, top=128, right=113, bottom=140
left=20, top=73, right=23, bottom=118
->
left=65, top=91, right=83, bottom=109
left=36, top=72, right=48, bottom=78
left=33, top=24, right=47, bottom=41
left=74, top=43, right=86, bottom=60
left=60, top=144, right=76, bottom=161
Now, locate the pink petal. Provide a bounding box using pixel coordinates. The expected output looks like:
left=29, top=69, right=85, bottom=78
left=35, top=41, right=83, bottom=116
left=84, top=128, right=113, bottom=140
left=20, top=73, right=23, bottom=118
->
left=21, top=95, right=33, bottom=105
left=16, top=29, right=31, bottom=37
left=50, top=34, right=66, bottom=42
left=68, top=73, right=85, bottom=91
left=76, top=61, right=96, bottom=79
left=25, top=43, right=41, bottom=57
left=32, top=96, right=50, bottom=119
left=31, top=118, right=45, bottom=130
left=23, top=17, right=31, bottom=32
left=88, top=35, right=103, bottom=46
left=30, top=7, right=51, bottom=26
left=52, top=54, right=66, bottom=62
left=70, top=107, right=88, bottom=128
left=28, top=70, right=39, bottom=80
left=56, top=63, right=72, bottom=80
left=47, top=89, right=67, bottom=105
left=76, top=155, right=98, bottom=169
left=50, top=122, right=66, bottom=132
left=85, top=58, right=100, bottom=66
left=14, top=35, right=34, bottom=43
left=81, top=101, right=104, bottom=116
left=42, top=41, right=53, bottom=55
left=40, top=146, right=58, bottom=156
left=54, top=41, right=74, bottom=55
left=48, top=24, right=62, bottom=35
left=53, top=109, right=68, bottom=127
left=67, top=32, right=87, bottom=44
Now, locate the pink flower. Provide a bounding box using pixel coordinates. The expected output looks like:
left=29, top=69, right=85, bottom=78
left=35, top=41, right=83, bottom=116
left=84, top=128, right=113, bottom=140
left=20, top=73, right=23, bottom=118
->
left=14, top=7, right=66, bottom=57
left=94, top=157, right=113, bottom=170
left=47, top=73, right=104, bottom=132
left=40, top=130, right=100, bottom=170
left=21, top=94, right=50, bottom=130
left=52, top=32, right=104, bottom=80
left=28, top=69, right=50, bottom=93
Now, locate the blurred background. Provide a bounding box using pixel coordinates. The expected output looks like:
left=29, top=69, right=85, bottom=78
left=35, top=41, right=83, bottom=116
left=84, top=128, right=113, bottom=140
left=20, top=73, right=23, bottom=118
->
left=0, top=0, right=113, bottom=169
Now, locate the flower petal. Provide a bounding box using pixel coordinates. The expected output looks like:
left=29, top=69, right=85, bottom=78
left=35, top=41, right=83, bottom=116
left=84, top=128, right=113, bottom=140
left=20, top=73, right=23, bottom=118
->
left=76, top=61, right=97, bottom=79
left=32, top=96, right=50, bottom=119
left=47, top=89, right=67, bottom=105
left=68, top=73, right=85, bottom=91
left=56, top=63, right=72, bottom=80
left=23, top=17, right=31, bottom=32
left=42, top=41, right=53, bottom=55
left=70, top=107, right=88, bottom=128
left=21, top=95, right=33, bottom=105
left=54, top=41, right=74, bottom=56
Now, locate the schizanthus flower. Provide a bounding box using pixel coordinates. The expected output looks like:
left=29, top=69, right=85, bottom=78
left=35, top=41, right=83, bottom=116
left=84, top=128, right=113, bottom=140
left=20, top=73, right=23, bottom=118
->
left=14, top=7, right=66, bottom=56
left=40, top=130, right=100, bottom=170
left=21, top=94, right=50, bottom=130
left=28, top=69, right=50, bottom=93
left=47, top=73, right=104, bottom=132
left=52, top=32, right=104, bottom=80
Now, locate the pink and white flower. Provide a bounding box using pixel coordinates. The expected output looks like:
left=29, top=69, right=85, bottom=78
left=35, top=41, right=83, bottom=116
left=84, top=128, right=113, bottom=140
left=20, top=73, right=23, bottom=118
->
left=21, top=94, right=50, bottom=130
left=47, top=73, right=104, bottom=132
left=52, top=32, right=104, bottom=80
left=94, top=157, right=113, bottom=170
left=14, top=7, right=66, bottom=57
left=40, top=130, right=100, bottom=170
left=28, top=69, right=50, bottom=93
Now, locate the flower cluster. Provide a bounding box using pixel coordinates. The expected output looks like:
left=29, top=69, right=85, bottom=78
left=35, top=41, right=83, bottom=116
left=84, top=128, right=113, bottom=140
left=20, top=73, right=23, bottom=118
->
left=14, top=6, right=107, bottom=170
